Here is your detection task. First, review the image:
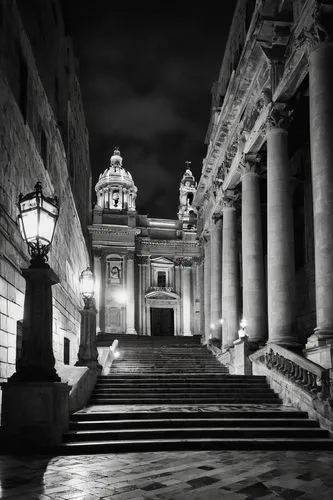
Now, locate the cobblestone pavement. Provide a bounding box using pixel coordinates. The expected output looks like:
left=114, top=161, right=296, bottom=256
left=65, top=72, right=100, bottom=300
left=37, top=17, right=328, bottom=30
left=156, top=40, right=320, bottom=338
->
left=1, top=449, right=333, bottom=499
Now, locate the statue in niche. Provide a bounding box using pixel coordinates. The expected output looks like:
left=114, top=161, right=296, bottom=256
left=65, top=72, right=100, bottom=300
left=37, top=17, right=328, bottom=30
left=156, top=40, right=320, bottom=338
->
left=110, top=265, right=121, bottom=283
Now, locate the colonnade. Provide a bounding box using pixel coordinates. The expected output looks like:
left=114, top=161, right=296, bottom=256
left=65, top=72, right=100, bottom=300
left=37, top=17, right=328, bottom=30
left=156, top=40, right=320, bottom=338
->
left=202, top=39, right=333, bottom=352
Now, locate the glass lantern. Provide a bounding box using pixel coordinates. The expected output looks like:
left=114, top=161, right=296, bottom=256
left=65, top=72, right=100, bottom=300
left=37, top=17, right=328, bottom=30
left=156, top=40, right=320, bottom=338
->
left=79, top=267, right=95, bottom=307
left=17, top=181, right=59, bottom=267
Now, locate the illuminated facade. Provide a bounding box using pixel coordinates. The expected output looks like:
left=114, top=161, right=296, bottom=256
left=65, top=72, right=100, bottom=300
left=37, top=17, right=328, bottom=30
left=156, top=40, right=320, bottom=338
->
left=89, top=150, right=201, bottom=336
left=194, top=0, right=333, bottom=371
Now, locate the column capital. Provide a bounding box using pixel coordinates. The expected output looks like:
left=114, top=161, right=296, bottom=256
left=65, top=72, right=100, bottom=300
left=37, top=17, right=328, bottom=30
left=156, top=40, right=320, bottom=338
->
left=179, top=257, right=193, bottom=268
left=212, top=212, right=223, bottom=223
left=221, top=189, right=239, bottom=210
left=239, top=153, right=261, bottom=178
left=127, top=250, right=135, bottom=260
left=136, top=255, right=149, bottom=265
left=297, top=3, right=333, bottom=55
left=266, top=104, right=293, bottom=132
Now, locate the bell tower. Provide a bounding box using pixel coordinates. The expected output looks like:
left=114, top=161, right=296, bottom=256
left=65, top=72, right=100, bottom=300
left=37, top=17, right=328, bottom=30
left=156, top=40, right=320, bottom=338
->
left=178, top=161, right=197, bottom=229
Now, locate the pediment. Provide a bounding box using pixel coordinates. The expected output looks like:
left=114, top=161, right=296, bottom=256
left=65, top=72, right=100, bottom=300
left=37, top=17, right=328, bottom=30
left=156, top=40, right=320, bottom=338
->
left=150, top=256, right=174, bottom=266
left=145, top=290, right=178, bottom=300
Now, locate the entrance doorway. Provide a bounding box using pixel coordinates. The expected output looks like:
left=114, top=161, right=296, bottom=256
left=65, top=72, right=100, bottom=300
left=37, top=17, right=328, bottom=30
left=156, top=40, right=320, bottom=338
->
left=150, top=308, right=174, bottom=336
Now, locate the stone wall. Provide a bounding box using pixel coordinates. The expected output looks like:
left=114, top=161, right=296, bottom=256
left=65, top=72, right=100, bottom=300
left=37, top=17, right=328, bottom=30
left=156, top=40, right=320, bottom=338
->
left=0, top=0, right=91, bottom=396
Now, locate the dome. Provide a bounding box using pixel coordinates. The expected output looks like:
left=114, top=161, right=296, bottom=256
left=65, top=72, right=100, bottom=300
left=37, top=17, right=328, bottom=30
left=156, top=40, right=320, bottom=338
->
left=95, top=148, right=138, bottom=212
left=96, top=148, right=136, bottom=191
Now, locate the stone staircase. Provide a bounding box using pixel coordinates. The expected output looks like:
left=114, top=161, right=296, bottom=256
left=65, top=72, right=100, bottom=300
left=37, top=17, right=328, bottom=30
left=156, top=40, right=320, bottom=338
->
left=60, top=334, right=333, bottom=453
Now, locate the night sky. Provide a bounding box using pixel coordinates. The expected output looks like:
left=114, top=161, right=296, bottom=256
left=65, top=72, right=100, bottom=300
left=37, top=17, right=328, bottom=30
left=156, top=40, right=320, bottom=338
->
left=62, top=4, right=237, bottom=219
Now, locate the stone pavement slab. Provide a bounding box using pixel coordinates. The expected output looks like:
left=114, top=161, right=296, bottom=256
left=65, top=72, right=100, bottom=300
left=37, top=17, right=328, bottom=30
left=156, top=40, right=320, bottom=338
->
left=0, top=450, right=333, bottom=499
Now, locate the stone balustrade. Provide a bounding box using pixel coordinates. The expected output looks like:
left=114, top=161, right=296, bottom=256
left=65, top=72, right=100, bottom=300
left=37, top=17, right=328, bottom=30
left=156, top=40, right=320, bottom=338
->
left=250, top=344, right=332, bottom=402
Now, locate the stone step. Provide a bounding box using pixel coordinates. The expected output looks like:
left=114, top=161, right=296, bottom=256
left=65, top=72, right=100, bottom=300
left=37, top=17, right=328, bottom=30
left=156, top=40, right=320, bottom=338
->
left=71, top=410, right=309, bottom=421
left=99, top=374, right=265, bottom=380
left=92, top=388, right=276, bottom=395
left=64, top=426, right=329, bottom=442
left=59, top=437, right=333, bottom=454
left=70, top=418, right=318, bottom=430
left=94, top=383, right=270, bottom=389
left=89, top=397, right=281, bottom=404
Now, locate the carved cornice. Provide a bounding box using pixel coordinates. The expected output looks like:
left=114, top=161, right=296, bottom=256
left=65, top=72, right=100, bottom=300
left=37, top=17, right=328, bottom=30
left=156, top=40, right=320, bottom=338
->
left=88, top=225, right=141, bottom=237
left=138, top=238, right=199, bottom=250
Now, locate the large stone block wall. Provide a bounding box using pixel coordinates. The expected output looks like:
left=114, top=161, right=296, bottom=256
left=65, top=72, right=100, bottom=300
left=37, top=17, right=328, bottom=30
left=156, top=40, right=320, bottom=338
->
left=0, top=0, right=90, bottom=392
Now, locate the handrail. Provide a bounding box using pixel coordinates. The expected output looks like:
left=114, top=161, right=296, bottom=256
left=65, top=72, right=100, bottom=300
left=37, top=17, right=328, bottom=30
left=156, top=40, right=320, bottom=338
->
left=250, top=343, right=331, bottom=401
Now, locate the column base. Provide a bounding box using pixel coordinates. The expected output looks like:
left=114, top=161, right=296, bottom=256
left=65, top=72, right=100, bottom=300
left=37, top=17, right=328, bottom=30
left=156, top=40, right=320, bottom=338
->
left=267, top=337, right=302, bottom=353
left=126, top=328, right=137, bottom=335
left=1, top=381, right=69, bottom=450
left=307, top=329, right=333, bottom=347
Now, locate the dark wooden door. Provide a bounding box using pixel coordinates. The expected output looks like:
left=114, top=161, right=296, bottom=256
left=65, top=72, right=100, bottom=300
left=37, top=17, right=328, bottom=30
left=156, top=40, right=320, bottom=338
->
left=151, top=308, right=174, bottom=336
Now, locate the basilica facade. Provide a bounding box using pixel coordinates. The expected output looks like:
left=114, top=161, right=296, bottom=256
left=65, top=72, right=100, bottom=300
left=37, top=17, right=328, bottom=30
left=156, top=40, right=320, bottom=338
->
left=89, top=149, right=201, bottom=337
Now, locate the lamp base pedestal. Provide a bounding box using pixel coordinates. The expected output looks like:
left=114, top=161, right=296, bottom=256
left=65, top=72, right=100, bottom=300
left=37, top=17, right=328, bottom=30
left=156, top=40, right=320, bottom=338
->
left=1, top=381, right=69, bottom=451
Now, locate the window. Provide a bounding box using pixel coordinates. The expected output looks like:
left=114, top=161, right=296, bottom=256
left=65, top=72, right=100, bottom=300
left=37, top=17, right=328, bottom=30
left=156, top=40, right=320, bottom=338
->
left=157, top=271, right=166, bottom=287
left=64, top=337, right=70, bottom=365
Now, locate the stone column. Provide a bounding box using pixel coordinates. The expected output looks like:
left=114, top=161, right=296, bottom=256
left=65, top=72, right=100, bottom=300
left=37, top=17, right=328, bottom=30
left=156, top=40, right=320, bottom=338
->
left=210, top=217, right=223, bottom=340
left=194, top=257, right=203, bottom=335
left=240, top=158, right=267, bottom=345
left=126, top=251, right=136, bottom=334
left=141, top=256, right=149, bottom=335
left=100, top=254, right=106, bottom=332
left=307, top=39, right=333, bottom=346
left=203, top=235, right=211, bottom=343
left=93, top=253, right=102, bottom=332
left=222, top=193, right=240, bottom=350
left=181, top=258, right=192, bottom=336
left=266, top=109, right=296, bottom=347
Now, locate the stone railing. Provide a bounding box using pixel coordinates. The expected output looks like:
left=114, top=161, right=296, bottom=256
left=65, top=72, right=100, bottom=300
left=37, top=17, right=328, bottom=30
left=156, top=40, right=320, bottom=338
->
left=97, top=339, right=119, bottom=375
left=250, top=344, right=332, bottom=402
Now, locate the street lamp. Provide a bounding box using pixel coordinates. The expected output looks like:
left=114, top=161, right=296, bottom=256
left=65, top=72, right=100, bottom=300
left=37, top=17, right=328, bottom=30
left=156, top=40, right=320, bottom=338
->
left=17, top=181, right=58, bottom=268
left=76, top=267, right=100, bottom=369
left=79, top=267, right=95, bottom=308
left=10, top=182, right=60, bottom=382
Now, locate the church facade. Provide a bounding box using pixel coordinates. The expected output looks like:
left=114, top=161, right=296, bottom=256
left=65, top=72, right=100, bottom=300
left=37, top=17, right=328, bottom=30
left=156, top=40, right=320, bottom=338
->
left=89, top=150, right=202, bottom=337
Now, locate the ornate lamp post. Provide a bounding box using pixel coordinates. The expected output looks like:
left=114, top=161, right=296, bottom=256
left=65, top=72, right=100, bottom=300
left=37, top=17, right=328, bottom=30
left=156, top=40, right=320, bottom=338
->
left=76, top=267, right=100, bottom=369
left=13, top=181, right=60, bottom=381
left=1, top=182, right=69, bottom=449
